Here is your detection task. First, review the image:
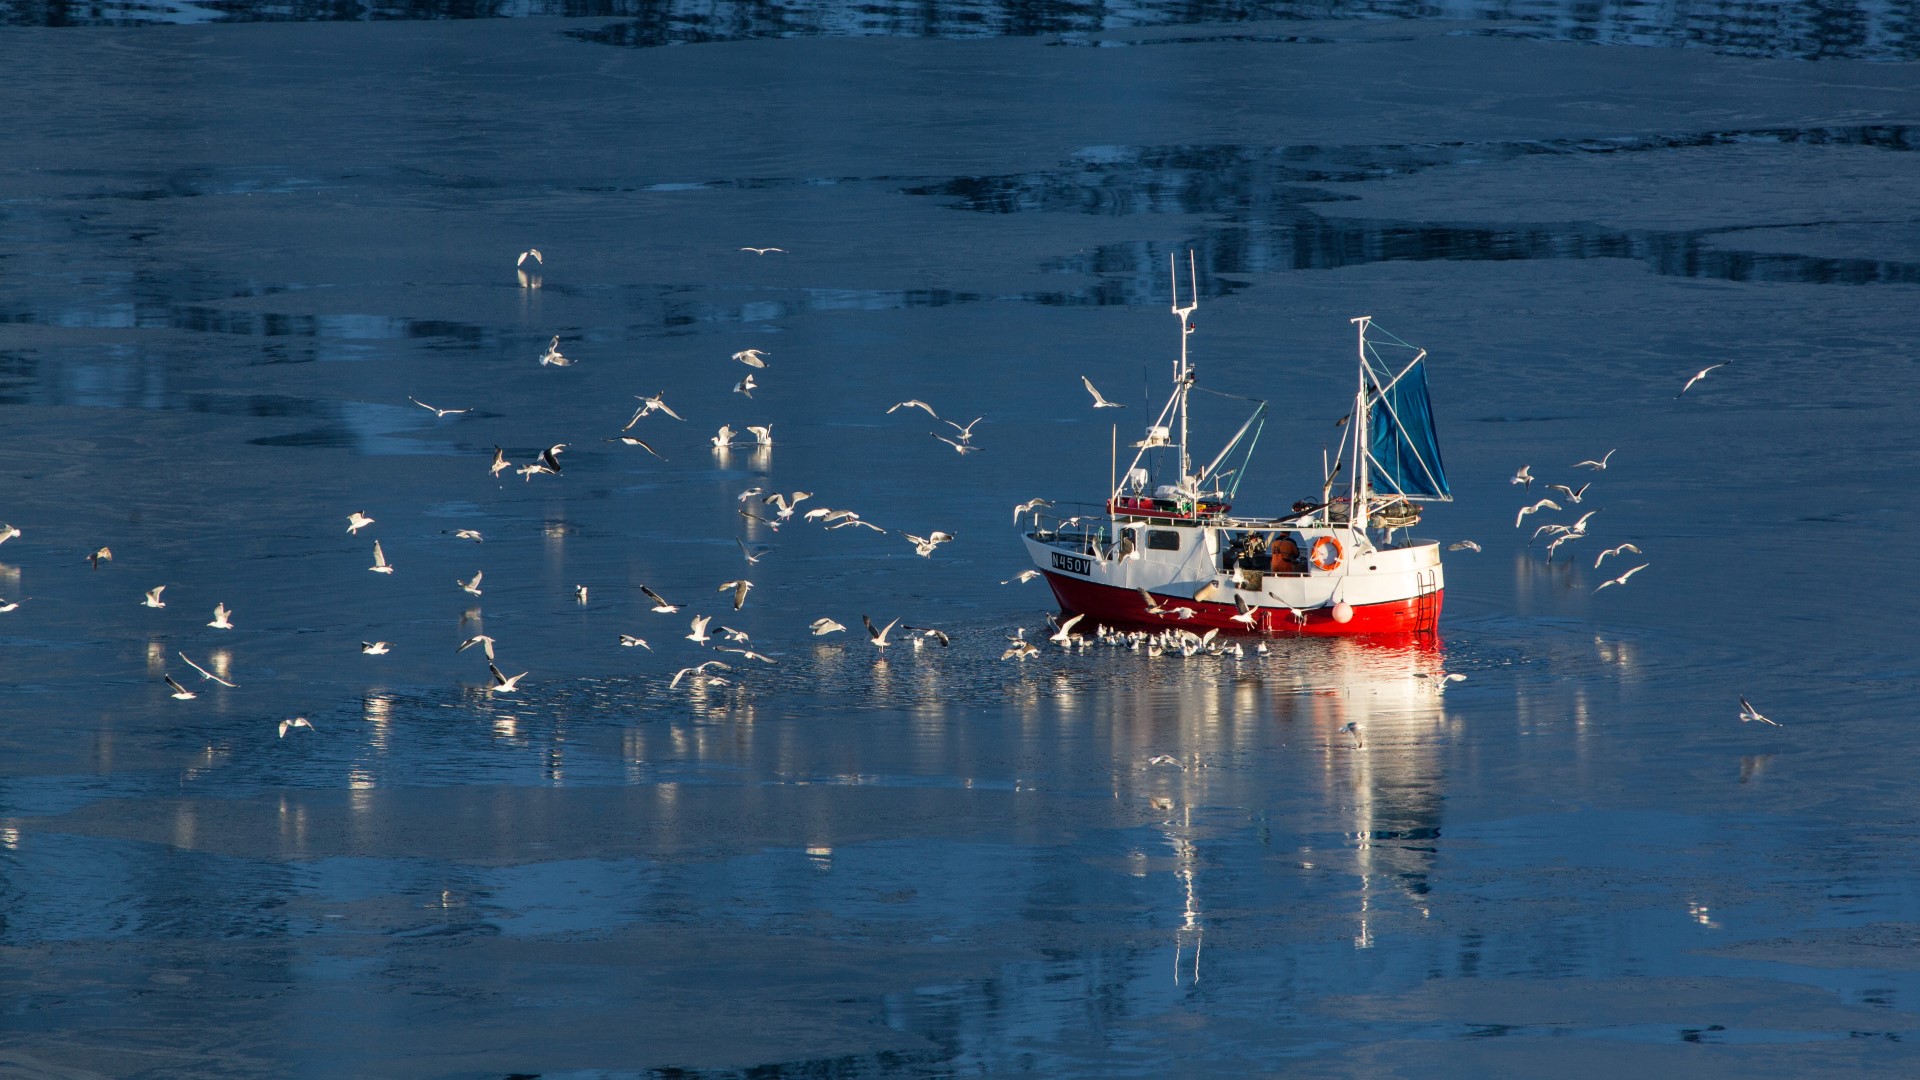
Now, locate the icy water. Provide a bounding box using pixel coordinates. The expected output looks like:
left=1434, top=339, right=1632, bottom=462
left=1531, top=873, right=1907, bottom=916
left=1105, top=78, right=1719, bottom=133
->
left=1, top=3, right=1919, bottom=1076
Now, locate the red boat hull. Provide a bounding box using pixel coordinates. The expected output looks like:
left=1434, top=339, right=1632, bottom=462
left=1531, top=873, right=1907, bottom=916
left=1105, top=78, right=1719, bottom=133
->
left=1042, top=572, right=1442, bottom=637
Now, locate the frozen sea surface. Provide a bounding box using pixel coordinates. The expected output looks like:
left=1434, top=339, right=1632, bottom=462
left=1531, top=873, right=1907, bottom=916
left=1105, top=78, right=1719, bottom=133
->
left=1, top=3, right=1918, bottom=1076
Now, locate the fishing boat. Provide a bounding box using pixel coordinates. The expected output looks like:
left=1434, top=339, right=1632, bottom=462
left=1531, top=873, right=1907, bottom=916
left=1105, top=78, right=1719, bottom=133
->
left=1021, top=254, right=1452, bottom=636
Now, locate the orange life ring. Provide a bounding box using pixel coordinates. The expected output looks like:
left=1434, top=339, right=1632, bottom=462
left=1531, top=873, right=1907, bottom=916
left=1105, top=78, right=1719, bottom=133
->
left=1309, top=536, right=1343, bottom=572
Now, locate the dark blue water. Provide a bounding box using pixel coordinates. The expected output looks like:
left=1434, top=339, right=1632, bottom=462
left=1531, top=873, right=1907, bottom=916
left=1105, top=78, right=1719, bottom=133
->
left=1, top=4, right=1918, bottom=1076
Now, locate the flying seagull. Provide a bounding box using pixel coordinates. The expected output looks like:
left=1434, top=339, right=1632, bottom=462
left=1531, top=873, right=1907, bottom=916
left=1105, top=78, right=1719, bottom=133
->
left=369, top=540, right=393, bottom=574
left=640, top=585, right=679, bottom=613
left=942, top=417, right=984, bottom=443
left=1338, top=721, right=1363, bottom=749
left=457, top=571, right=483, bottom=597
left=456, top=634, right=496, bottom=660
left=142, top=585, right=167, bottom=609
left=810, top=617, right=846, bottom=636
left=1012, top=498, right=1052, bottom=523
left=1001, top=569, right=1042, bottom=584
left=719, top=579, right=753, bottom=611
left=347, top=511, right=375, bottom=534
left=888, top=400, right=939, bottom=419
left=736, top=538, right=771, bottom=565
left=618, top=634, right=651, bottom=649
left=734, top=373, right=757, bottom=398
left=538, top=336, right=573, bottom=367
left=409, top=397, right=468, bottom=418
left=1447, top=541, right=1481, bottom=552
left=1547, top=482, right=1590, bottom=503
left=88, top=546, right=112, bottom=569
left=1594, top=543, right=1642, bottom=568
left=1738, top=695, right=1780, bottom=727
left=1677, top=362, right=1730, bottom=398
left=933, top=434, right=981, bottom=455
left=1510, top=465, right=1533, bottom=489
left=489, top=447, right=510, bottom=478
left=487, top=663, right=527, bottom=693
left=1573, top=449, right=1617, bottom=471
left=605, top=435, right=665, bottom=459
left=1594, top=563, right=1648, bottom=592
left=625, top=391, right=684, bottom=427
left=180, top=652, right=238, bottom=687
left=1515, top=499, right=1561, bottom=527
left=1082, top=376, right=1125, bottom=408
left=731, top=349, right=769, bottom=368
left=163, top=674, right=197, bottom=700
left=208, top=603, right=233, bottom=629
left=278, top=717, right=315, bottom=738
left=453, top=529, right=484, bottom=542
left=687, top=614, right=713, bottom=644
left=361, top=641, right=391, bottom=655
left=670, top=660, right=730, bottom=689
left=517, top=248, right=542, bottom=267
left=740, top=246, right=786, bottom=255
left=863, top=615, right=900, bottom=650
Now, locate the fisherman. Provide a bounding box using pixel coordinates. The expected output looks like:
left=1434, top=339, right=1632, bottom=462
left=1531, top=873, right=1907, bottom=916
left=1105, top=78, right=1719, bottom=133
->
left=1270, top=532, right=1301, bottom=573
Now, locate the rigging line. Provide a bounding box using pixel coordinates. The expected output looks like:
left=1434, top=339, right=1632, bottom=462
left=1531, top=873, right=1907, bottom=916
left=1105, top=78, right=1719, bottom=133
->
left=1188, top=386, right=1270, bottom=405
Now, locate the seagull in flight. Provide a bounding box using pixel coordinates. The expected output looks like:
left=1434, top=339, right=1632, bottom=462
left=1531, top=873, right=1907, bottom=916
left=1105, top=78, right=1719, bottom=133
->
left=618, top=634, right=651, bottom=649
left=538, top=336, right=573, bottom=367
left=1738, top=695, right=1780, bottom=727
left=409, top=397, right=468, bottom=418
left=1677, top=362, right=1730, bottom=398
left=1048, top=612, right=1085, bottom=645
left=1573, top=449, right=1616, bottom=471
left=740, top=246, right=785, bottom=255
left=625, top=391, right=684, bottom=427
left=180, top=652, right=238, bottom=687
left=1594, top=543, right=1642, bottom=568
left=903, top=626, right=950, bottom=648
left=88, top=546, right=112, bottom=569
left=1338, top=721, right=1363, bottom=749
left=1012, top=498, right=1052, bottom=523
left=488, top=663, right=527, bottom=693
left=347, top=511, right=375, bottom=534
left=731, top=348, right=769, bottom=368
left=810, top=617, right=846, bottom=636
left=457, top=571, right=483, bottom=597
left=1448, top=541, right=1481, bottom=552
left=718, top=579, right=753, bottom=611
left=361, top=641, right=392, bottom=655
left=605, top=435, right=666, bottom=459
left=1081, top=376, right=1125, bottom=408
left=942, top=417, right=984, bottom=443
left=1547, top=482, right=1590, bottom=503
left=1594, top=563, right=1648, bottom=591
left=736, top=538, right=771, bottom=565
left=278, top=717, right=315, bottom=738
left=888, top=400, right=939, bottom=419
left=1138, top=588, right=1174, bottom=616
left=641, top=585, right=679, bottom=613
left=902, top=531, right=953, bottom=558
left=163, top=673, right=197, bottom=700
left=1515, top=499, right=1561, bottom=527
left=1229, top=594, right=1258, bottom=628
left=687, top=614, right=713, bottom=644
left=453, top=529, right=484, bottom=542
left=1001, top=569, right=1042, bottom=584
left=456, top=634, right=496, bottom=660
left=489, top=447, right=510, bottom=478
left=733, top=373, right=756, bottom=398
left=1510, top=465, right=1533, bottom=489
left=0, top=524, right=18, bottom=546
left=208, top=603, right=233, bottom=629
left=933, top=434, right=981, bottom=455
left=517, top=248, right=542, bottom=268
left=0, top=597, right=22, bottom=613
left=716, top=645, right=779, bottom=664
left=369, top=540, right=393, bottom=574
left=863, top=615, right=900, bottom=650
left=670, top=660, right=731, bottom=689
left=142, top=585, right=167, bottom=609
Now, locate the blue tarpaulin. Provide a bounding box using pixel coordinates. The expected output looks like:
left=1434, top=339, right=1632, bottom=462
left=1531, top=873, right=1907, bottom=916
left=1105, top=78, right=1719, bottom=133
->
left=1367, top=357, right=1451, bottom=500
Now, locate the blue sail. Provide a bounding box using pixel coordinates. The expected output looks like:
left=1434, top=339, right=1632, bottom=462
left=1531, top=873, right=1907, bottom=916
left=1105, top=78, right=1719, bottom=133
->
left=1367, top=356, right=1451, bottom=500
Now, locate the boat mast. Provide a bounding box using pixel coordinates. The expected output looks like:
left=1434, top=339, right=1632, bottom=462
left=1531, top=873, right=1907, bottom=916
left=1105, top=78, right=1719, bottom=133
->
left=1349, top=315, right=1371, bottom=532
left=1172, top=251, right=1198, bottom=490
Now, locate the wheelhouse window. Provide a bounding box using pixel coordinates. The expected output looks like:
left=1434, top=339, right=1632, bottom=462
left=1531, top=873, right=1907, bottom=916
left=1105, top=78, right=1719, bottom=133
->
left=1146, top=529, right=1181, bottom=551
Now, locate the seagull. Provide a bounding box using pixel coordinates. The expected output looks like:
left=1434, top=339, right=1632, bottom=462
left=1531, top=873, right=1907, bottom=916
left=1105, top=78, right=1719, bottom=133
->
left=517, top=248, right=543, bottom=267
left=1012, top=498, right=1053, bottom=523
left=888, top=400, right=940, bottom=419
left=1547, top=482, right=1590, bottom=503
left=208, top=603, right=233, bottom=629
left=737, top=538, right=771, bottom=565
left=1081, top=375, right=1125, bottom=408
left=1415, top=671, right=1467, bottom=691
left=0, top=523, right=18, bottom=545
left=88, top=546, right=112, bottom=569
left=453, top=529, right=485, bottom=542
left=1573, top=449, right=1617, bottom=471
left=640, top=585, right=679, bottom=613
left=1677, top=362, right=1730, bottom=398
left=1447, top=541, right=1481, bottom=552
left=1531, top=523, right=1572, bottom=544
left=618, top=634, right=651, bottom=650
left=347, top=511, right=375, bottom=534
left=605, top=436, right=666, bottom=459
left=489, top=447, right=510, bottom=478
left=1594, top=563, right=1648, bottom=591
left=712, top=424, right=737, bottom=449
left=0, top=597, right=23, bottom=613
left=718, top=579, right=753, bottom=611
left=863, top=614, right=900, bottom=650
left=1230, top=594, right=1258, bottom=628
left=670, top=660, right=731, bottom=689
left=458, top=571, right=483, bottom=597
left=827, top=517, right=885, bottom=533
left=746, top=425, right=773, bottom=447
left=740, top=246, right=785, bottom=255
left=456, top=634, right=496, bottom=660
left=180, top=652, right=238, bottom=687
left=902, top=531, right=953, bottom=557
left=731, top=348, right=769, bottom=368
left=1138, top=588, right=1173, bottom=616
left=1048, top=612, right=1085, bottom=645
left=1571, top=510, right=1600, bottom=533
left=1001, top=570, right=1042, bottom=584
left=942, top=417, right=984, bottom=443
left=625, top=391, right=684, bottom=427
left=361, top=641, right=391, bottom=655
left=1002, top=640, right=1039, bottom=661
left=717, top=625, right=751, bottom=643
left=1146, top=755, right=1185, bottom=770
left=163, top=674, right=197, bottom=700
left=1738, top=695, right=1780, bottom=727
left=739, top=487, right=766, bottom=503
left=488, top=663, right=527, bottom=693
left=409, top=397, right=468, bottom=418
left=903, top=626, right=951, bottom=647
left=369, top=540, right=393, bottom=574
left=715, top=645, right=779, bottom=664
left=1515, top=499, right=1561, bottom=527
left=574, top=585, right=589, bottom=604
left=538, top=336, right=573, bottom=367
left=142, top=585, right=167, bottom=609
left=733, top=373, right=757, bottom=398
left=687, top=614, right=712, bottom=644
left=278, top=716, right=315, bottom=738
left=1594, top=543, right=1642, bottom=568
left=810, top=617, right=846, bottom=636
left=739, top=508, right=782, bottom=531
left=1338, top=721, right=1363, bottom=749
left=539, top=444, right=567, bottom=473
left=1510, top=465, right=1533, bottom=489
left=933, top=434, right=981, bottom=455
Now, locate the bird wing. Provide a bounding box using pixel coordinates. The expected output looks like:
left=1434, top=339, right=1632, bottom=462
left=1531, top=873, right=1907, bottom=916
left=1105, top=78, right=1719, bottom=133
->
left=733, top=581, right=751, bottom=610
left=488, top=663, right=509, bottom=686
left=640, top=585, right=671, bottom=607
left=654, top=399, right=684, bottom=421
left=179, top=652, right=237, bottom=687
left=164, top=674, right=190, bottom=694
left=1059, top=613, right=1085, bottom=635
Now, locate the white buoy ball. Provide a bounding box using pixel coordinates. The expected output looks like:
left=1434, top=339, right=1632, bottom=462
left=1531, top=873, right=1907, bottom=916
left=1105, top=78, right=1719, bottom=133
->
left=1331, top=602, right=1354, bottom=624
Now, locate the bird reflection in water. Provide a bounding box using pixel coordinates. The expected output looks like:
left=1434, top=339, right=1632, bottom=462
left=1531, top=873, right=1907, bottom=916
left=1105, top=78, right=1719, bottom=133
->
left=365, top=693, right=393, bottom=755
left=1170, top=830, right=1203, bottom=985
